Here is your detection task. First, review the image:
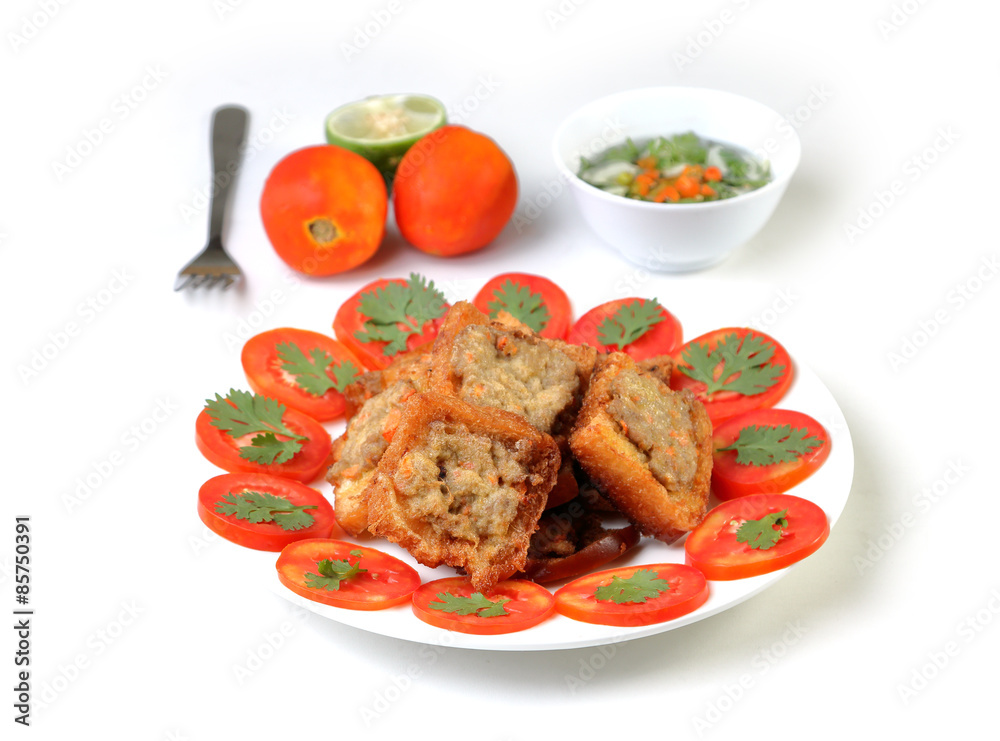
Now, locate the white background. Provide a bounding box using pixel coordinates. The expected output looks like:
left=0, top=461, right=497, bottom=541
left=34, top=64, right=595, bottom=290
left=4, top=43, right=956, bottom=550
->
left=4, top=0, right=996, bottom=737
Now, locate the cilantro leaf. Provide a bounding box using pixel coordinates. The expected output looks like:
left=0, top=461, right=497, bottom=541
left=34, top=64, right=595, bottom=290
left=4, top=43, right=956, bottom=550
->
left=304, top=555, right=367, bottom=591
left=678, top=332, right=785, bottom=397
left=594, top=569, right=669, bottom=604
left=718, top=424, right=825, bottom=467
left=204, top=389, right=306, bottom=465
left=429, top=591, right=511, bottom=618
left=596, top=298, right=664, bottom=350
left=354, top=273, right=447, bottom=357
left=214, top=490, right=316, bottom=531
left=671, top=131, right=707, bottom=165
left=736, top=509, right=788, bottom=550
left=276, top=342, right=361, bottom=397
left=486, top=279, right=551, bottom=333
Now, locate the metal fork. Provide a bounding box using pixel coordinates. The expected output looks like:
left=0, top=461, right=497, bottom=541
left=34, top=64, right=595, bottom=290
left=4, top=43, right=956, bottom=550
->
left=175, top=105, right=249, bottom=291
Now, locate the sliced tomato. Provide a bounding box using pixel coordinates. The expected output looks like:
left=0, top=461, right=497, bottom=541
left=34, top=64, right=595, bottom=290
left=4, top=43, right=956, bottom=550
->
left=195, top=403, right=331, bottom=484
left=241, top=327, right=366, bottom=422
left=711, top=409, right=831, bottom=501
left=472, top=272, right=572, bottom=340
left=566, top=298, right=683, bottom=359
left=276, top=539, right=421, bottom=610
left=670, top=327, right=793, bottom=424
left=411, top=577, right=555, bottom=635
left=685, top=493, right=829, bottom=580
left=197, top=472, right=337, bottom=551
left=333, top=277, right=448, bottom=370
left=554, top=563, right=708, bottom=627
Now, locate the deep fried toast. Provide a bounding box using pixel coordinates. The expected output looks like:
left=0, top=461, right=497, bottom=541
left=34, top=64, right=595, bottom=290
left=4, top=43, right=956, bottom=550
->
left=341, top=344, right=433, bottom=421
left=636, top=354, right=674, bottom=385
left=365, top=392, right=560, bottom=591
left=569, top=351, right=712, bottom=541
left=326, top=378, right=419, bottom=536
left=429, top=301, right=595, bottom=436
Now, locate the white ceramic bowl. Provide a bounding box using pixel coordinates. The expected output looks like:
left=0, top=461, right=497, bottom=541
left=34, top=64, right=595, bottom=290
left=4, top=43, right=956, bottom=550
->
left=552, top=87, right=801, bottom=272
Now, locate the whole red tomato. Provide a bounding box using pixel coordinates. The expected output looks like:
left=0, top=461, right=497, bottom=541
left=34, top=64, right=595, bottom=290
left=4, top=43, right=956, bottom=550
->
left=392, top=125, right=517, bottom=257
left=260, top=145, right=388, bottom=275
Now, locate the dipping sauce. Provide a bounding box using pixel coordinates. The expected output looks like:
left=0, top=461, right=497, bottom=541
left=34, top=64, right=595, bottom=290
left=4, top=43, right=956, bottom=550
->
left=577, top=132, right=771, bottom=203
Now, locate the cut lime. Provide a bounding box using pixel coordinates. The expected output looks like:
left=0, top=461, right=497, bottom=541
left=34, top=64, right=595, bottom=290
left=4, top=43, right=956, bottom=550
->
left=324, top=94, right=447, bottom=185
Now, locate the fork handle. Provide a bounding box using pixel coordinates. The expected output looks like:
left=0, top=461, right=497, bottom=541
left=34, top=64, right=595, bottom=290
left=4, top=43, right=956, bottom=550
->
left=208, top=105, right=249, bottom=246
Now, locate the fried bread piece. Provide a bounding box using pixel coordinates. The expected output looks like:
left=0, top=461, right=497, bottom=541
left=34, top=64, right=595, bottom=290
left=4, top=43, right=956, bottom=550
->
left=430, top=301, right=595, bottom=436
left=342, top=344, right=433, bottom=421
left=326, top=379, right=419, bottom=536
left=569, top=351, right=712, bottom=541
left=636, top=354, right=674, bottom=385
left=365, top=392, right=560, bottom=591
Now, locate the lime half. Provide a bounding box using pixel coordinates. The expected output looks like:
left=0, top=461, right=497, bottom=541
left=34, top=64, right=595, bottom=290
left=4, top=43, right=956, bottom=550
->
left=324, top=93, right=447, bottom=185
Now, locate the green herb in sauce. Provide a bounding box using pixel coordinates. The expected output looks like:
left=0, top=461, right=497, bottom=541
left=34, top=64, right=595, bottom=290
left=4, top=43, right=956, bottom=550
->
left=578, top=132, right=772, bottom=203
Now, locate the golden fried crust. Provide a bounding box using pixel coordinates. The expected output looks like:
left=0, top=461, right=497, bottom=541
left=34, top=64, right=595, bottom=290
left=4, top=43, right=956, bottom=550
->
left=342, top=345, right=433, bottom=421
left=428, top=301, right=492, bottom=390
left=365, top=392, right=560, bottom=591
left=569, top=352, right=712, bottom=542
left=326, top=379, right=419, bottom=536
left=429, top=301, right=595, bottom=436
left=342, top=371, right=385, bottom=422
left=636, top=354, right=674, bottom=385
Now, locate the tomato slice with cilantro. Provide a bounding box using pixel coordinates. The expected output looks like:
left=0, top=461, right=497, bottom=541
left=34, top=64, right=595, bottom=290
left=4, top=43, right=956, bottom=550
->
left=411, top=577, right=555, bottom=634
left=241, top=328, right=366, bottom=422
left=198, top=472, right=337, bottom=551
left=554, top=563, right=709, bottom=627
left=333, top=273, right=449, bottom=370
left=196, top=390, right=332, bottom=483
left=685, top=493, right=829, bottom=580
left=566, top=297, right=682, bottom=359
left=472, top=272, right=572, bottom=340
left=276, top=539, right=421, bottom=610
left=711, top=409, right=831, bottom=501
left=670, top=327, right=793, bottom=424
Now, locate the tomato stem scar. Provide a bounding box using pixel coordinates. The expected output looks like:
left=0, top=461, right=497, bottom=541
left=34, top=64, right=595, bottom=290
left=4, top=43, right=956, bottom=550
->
left=307, top=218, right=339, bottom=244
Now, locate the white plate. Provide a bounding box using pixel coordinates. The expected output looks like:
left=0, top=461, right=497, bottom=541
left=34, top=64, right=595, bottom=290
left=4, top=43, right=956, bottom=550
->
left=263, top=320, right=854, bottom=651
